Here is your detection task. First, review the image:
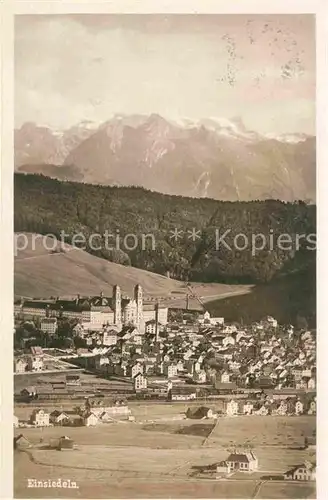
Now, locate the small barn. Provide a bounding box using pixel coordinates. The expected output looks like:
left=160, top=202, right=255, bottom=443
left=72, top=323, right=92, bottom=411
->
left=186, top=406, right=214, bottom=419
left=49, top=436, right=74, bottom=450
left=14, top=434, right=31, bottom=450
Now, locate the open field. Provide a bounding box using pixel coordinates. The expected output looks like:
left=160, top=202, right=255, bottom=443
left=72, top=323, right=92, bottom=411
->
left=14, top=409, right=316, bottom=498
left=259, top=481, right=316, bottom=499
left=206, top=415, right=316, bottom=448
left=14, top=232, right=252, bottom=301
left=14, top=421, right=205, bottom=449
left=15, top=443, right=315, bottom=499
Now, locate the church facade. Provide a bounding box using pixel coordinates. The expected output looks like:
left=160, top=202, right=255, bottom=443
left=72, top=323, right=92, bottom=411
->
left=15, top=284, right=168, bottom=334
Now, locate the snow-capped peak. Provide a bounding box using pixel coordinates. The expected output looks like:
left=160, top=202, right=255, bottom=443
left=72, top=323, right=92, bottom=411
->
left=265, top=132, right=309, bottom=144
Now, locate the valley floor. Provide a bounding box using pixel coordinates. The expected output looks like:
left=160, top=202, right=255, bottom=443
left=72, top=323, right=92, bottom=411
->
left=14, top=409, right=316, bottom=499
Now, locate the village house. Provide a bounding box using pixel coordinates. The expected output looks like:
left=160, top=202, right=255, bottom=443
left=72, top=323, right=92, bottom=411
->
left=198, top=311, right=224, bottom=326
left=284, top=462, right=316, bottom=481
left=27, top=356, right=44, bottom=372
left=193, top=369, right=207, bottom=384
left=163, top=362, right=178, bottom=378
left=128, top=362, right=144, bottom=378
left=217, top=452, right=258, bottom=474
left=50, top=410, right=69, bottom=425
left=30, top=409, right=50, bottom=427
left=145, top=319, right=164, bottom=335
left=133, top=372, right=147, bottom=391
left=221, top=371, right=231, bottom=383
left=273, top=400, right=288, bottom=416
left=98, top=410, right=115, bottom=423
left=302, top=368, right=312, bottom=378
left=14, top=434, right=31, bottom=450
left=307, top=397, right=316, bottom=415
left=292, top=368, right=303, bottom=381
left=176, top=360, right=185, bottom=372
left=40, top=317, right=58, bottom=335
left=14, top=357, right=28, bottom=373
left=226, top=399, right=239, bottom=416
left=222, top=325, right=237, bottom=334
left=170, top=385, right=196, bottom=401
left=20, top=386, right=37, bottom=398
left=296, top=378, right=309, bottom=390
left=243, top=402, right=254, bottom=415
left=295, top=399, right=304, bottom=415
left=83, top=412, right=98, bottom=427
left=186, top=406, right=214, bottom=419
left=102, top=329, right=118, bottom=346
left=308, top=377, right=316, bottom=390
left=94, top=355, right=110, bottom=371
left=255, top=403, right=269, bottom=416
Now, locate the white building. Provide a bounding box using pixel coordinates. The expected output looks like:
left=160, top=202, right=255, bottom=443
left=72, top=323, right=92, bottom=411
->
left=14, top=358, right=28, bottom=373
left=30, top=409, right=50, bottom=427
left=134, top=373, right=147, bottom=391
left=27, top=356, right=44, bottom=372
left=102, top=329, right=118, bottom=346
left=295, top=400, right=304, bottom=415
left=226, top=400, right=239, bottom=416
left=243, top=402, right=254, bottom=415
left=163, top=362, right=178, bottom=378
left=40, top=317, right=58, bottom=334
left=84, top=412, right=98, bottom=427
left=221, top=371, right=230, bottom=383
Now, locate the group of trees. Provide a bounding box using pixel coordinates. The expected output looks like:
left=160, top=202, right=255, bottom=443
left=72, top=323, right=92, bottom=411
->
left=14, top=318, right=86, bottom=350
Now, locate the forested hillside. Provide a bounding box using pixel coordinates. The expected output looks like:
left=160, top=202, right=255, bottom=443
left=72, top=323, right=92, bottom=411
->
left=15, top=173, right=316, bottom=285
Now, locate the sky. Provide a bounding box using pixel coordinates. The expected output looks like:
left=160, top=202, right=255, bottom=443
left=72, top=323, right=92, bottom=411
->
left=15, top=14, right=315, bottom=135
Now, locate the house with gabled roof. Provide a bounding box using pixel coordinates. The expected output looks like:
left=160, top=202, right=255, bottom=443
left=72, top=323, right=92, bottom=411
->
left=273, top=400, right=288, bottom=416
left=222, top=452, right=258, bottom=473
left=133, top=372, right=147, bottom=391
left=186, top=406, right=214, bottom=419
left=14, top=434, right=31, bottom=450
left=14, top=357, right=29, bottom=373
left=284, top=461, right=316, bottom=481
left=83, top=412, right=98, bottom=426
left=295, top=399, right=304, bottom=415
left=50, top=410, right=69, bottom=425
left=254, top=403, right=269, bottom=416
left=307, top=397, right=316, bottom=415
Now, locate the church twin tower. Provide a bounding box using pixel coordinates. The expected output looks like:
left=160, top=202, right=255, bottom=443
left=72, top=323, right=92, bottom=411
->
left=113, top=284, right=144, bottom=331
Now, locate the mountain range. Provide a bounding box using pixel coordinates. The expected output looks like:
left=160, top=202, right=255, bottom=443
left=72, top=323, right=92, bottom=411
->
left=15, top=114, right=315, bottom=202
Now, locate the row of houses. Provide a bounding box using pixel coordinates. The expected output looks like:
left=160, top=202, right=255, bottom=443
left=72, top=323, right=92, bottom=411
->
left=14, top=398, right=133, bottom=428
left=226, top=397, right=316, bottom=416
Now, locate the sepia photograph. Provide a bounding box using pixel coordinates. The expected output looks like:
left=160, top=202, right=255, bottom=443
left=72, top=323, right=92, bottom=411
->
left=9, top=7, right=319, bottom=499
